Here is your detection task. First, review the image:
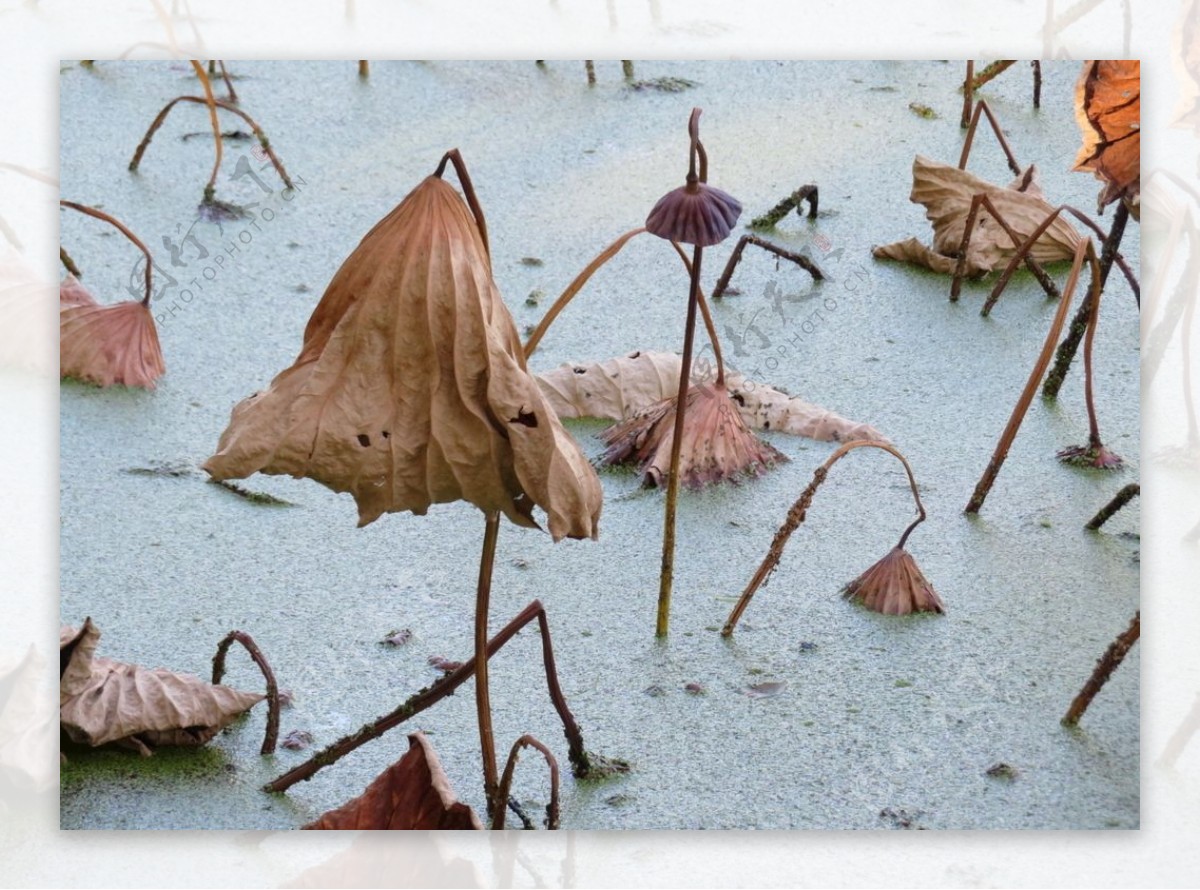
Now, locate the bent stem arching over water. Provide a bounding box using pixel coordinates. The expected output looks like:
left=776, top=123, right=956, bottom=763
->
left=722, top=440, right=934, bottom=635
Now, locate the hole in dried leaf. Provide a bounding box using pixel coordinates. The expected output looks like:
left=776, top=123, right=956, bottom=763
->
left=511, top=411, right=539, bottom=428
left=356, top=434, right=371, bottom=447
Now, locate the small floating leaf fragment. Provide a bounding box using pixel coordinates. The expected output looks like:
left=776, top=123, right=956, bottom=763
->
left=380, top=629, right=412, bottom=647
left=281, top=729, right=313, bottom=751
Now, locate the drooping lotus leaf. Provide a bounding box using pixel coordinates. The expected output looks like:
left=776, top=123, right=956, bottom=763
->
left=205, top=174, right=602, bottom=540
left=59, top=275, right=165, bottom=389
left=303, top=732, right=482, bottom=830
left=59, top=619, right=262, bottom=751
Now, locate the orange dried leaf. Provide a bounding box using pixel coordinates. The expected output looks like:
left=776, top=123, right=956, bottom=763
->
left=59, top=619, right=263, bottom=751
left=1073, top=60, right=1140, bottom=214
left=303, top=732, right=483, bottom=830
left=205, top=175, right=601, bottom=540
left=874, top=157, right=1081, bottom=276
left=59, top=276, right=165, bottom=389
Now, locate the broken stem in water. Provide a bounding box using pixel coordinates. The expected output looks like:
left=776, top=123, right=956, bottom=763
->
left=263, top=598, right=599, bottom=793
left=1085, top=483, right=1140, bottom=531
left=1062, top=611, right=1140, bottom=726
left=722, top=440, right=925, bottom=636
left=211, top=629, right=280, bottom=755
left=493, top=734, right=560, bottom=830
left=713, top=234, right=824, bottom=299
left=128, top=94, right=295, bottom=190
left=60, top=246, right=82, bottom=278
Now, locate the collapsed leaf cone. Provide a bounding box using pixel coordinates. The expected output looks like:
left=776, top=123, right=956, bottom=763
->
left=599, top=380, right=785, bottom=489
left=303, top=732, right=483, bottom=830
left=59, top=275, right=165, bottom=389
left=842, top=546, right=945, bottom=616
left=203, top=173, right=602, bottom=540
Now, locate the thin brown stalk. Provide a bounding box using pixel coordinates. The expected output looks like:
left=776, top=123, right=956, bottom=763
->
left=965, top=238, right=1096, bottom=514
left=474, top=512, right=501, bottom=819
left=961, top=60, right=974, bottom=129
left=967, top=60, right=1015, bottom=92
left=1032, top=60, right=1042, bottom=108
left=59, top=200, right=154, bottom=306
left=959, top=99, right=1021, bottom=177
left=435, top=149, right=490, bottom=260
left=188, top=60, right=222, bottom=202
left=264, top=599, right=596, bottom=793
left=1063, top=612, right=1140, bottom=726
left=493, top=735, right=560, bottom=830
left=358, top=60, right=369, bottom=79
left=216, top=60, right=238, bottom=103
left=621, top=60, right=634, bottom=79
left=722, top=440, right=925, bottom=636
left=129, top=95, right=294, bottom=190
left=713, top=234, right=824, bottom=300
left=211, top=630, right=280, bottom=754
left=585, top=61, right=596, bottom=85
left=959, top=194, right=1060, bottom=310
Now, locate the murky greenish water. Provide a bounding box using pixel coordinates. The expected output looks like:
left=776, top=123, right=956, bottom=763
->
left=58, top=60, right=1138, bottom=830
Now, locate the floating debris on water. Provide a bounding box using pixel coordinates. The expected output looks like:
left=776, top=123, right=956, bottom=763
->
left=628, top=77, right=697, bottom=93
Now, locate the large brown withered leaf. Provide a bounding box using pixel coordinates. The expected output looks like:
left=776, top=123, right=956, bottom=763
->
left=600, top=380, right=786, bottom=488
left=205, top=175, right=601, bottom=541
left=59, top=619, right=263, bottom=751
left=535, top=351, right=886, bottom=443
left=303, top=732, right=483, bottom=830
left=59, top=275, right=165, bottom=389
left=1074, top=60, right=1140, bottom=215
left=873, top=156, right=1081, bottom=277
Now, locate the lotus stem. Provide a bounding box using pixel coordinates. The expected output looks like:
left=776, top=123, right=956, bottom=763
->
left=668, top=239, right=725, bottom=385
left=961, top=60, right=974, bottom=129
left=60, top=246, right=82, bottom=278
left=1062, top=611, right=1140, bottom=726
left=585, top=61, right=596, bottom=85
left=188, top=60, right=223, bottom=203
left=492, top=734, right=560, bottom=830
left=960, top=194, right=1059, bottom=310
left=129, top=95, right=294, bottom=191
left=748, top=184, right=818, bottom=229
left=475, top=511, right=501, bottom=820
left=521, top=227, right=721, bottom=364
left=264, top=599, right=597, bottom=793
left=216, top=60, right=238, bottom=103
left=722, top=439, right=925, bottom=636
left=435, top=148, right=490, bottom=260
left=1085, top=483, right=1140, bottom=531
left=211, top=629, right=280, bottom=755
left=1032, top=60, right=1042, bottom=108
left=59, top=200, right=154, bottom=306
left=967, top=60, right=1015, bottom=93
left=657, top=244, right=704, bottom=637
left=622, top=60, right=634, bottom=79
left=713, top=234, right=824, bottom=300
left=965, top=238, right=1097, bottom=513
left=1043, top=201, right=1132, bottom=399
left=358, top=60, right=369, bottom=79
left=959, top=99, right=1021, bottom=177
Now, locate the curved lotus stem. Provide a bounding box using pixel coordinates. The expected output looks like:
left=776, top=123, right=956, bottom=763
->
left=522, top=228, right=725, bottom=383
left=211, top=630, right=280, bottom=755
left=722, top=440, right=926, bottom=636
left=59, top=200, right=154, bottom=306
left=435, top=148, right=490, bottom=261
left=185, top=60, right=223, bottom=202
left=128, top=96, right=294, bottom=191
left=492, top=734, right=560, bottom=830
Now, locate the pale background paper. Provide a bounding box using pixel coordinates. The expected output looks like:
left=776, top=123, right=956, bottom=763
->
left=0, top=0, right=1194, bottom=885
